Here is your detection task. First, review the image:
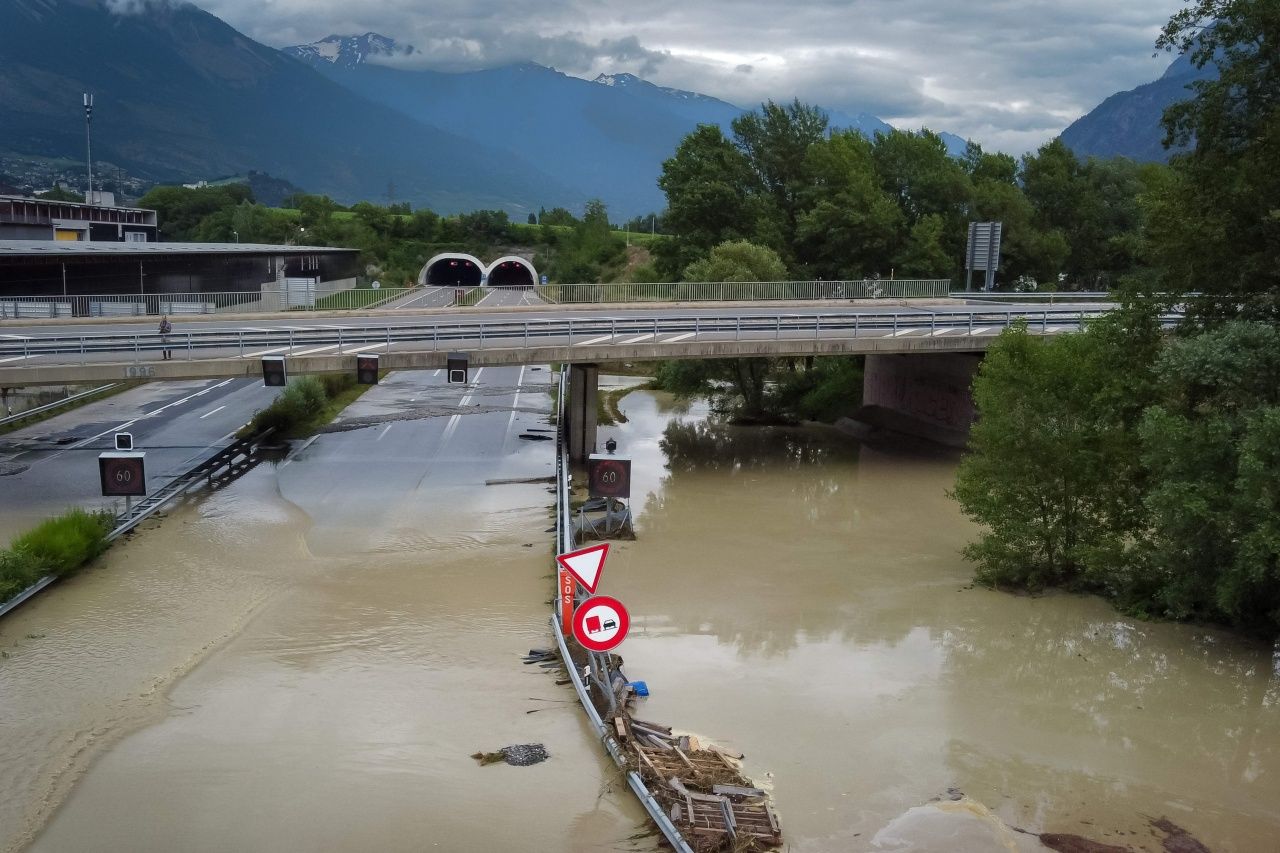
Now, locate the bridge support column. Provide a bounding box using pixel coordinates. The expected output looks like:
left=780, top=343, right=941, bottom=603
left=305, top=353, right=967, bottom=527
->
left=567, top=363, right=599, bottom=463
left=856, top=353, right=982, bottom=447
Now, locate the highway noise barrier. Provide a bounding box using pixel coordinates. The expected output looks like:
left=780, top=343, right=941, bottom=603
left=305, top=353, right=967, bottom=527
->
left=261, top=356, right=287, bottom=387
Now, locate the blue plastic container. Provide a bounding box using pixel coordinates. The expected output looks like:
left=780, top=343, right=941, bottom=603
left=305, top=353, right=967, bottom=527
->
left=629, top=680, right=650, bottom=697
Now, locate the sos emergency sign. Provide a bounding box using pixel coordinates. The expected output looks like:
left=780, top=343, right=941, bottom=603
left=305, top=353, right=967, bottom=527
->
left=572, top=596, right=630, bottom=653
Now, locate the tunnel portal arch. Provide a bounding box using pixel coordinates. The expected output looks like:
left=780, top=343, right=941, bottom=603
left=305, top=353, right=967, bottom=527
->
left=421, top=253, right=484, bottom=287
left=487, top=256, right=538, bottom=288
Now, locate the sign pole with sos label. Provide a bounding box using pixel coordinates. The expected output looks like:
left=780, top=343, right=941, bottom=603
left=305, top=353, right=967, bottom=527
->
left=556, top=543, right=608, bottom=634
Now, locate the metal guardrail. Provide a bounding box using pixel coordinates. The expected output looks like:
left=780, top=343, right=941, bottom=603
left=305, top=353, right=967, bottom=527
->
left=951, top=291, right=1116, bottom=304
left=0, top=429, right=276, bottom=620
left=0, top=383, right=119, bottom=428
left=0, top=288, right=419, bottom=318
left=549, top=366, right=694, bottom=853
left=0, top=280, right=950, bottom=319
left=0, top=308, right=1146, bottom=366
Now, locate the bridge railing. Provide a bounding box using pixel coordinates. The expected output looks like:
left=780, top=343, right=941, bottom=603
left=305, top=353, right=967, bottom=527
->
left=536, top=279, right=950, bottom=304
left=0, top=307, right=1166, bottom=366
left=0, top=287, right=418, bottom=318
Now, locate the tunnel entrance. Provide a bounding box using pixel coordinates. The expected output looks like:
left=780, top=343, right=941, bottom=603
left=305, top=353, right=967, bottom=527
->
left=488, top=257, right=537, bottom=288
left=425, top=255, right=482, bottom=287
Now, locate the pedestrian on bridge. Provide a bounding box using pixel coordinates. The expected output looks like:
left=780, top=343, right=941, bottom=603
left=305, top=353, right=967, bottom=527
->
left=159, top=315, right=173, bottom=360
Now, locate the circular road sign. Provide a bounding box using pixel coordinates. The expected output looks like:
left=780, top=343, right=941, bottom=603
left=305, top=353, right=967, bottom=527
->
left=572, top=595, right=630, bottom=653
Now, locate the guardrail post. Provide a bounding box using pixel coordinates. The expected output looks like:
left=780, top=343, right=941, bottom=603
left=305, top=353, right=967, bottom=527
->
left=338, top=327, right=344, bottom=354
left=893, top=314, right=899, bottom=334
left=186, top=333, right=192, bottom=360
left=694, top=316, right=699, bottom=338
left=1042, top=310, right=1049, bottom=333
left=134, top=334, right=140, bottom=362
left=238, top=331, right=244, bottom=357
left=568, top=319, right=574, bottom=345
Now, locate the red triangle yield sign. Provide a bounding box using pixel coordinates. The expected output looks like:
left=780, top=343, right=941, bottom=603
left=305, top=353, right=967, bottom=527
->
left=556, top=543, right=609, bottom=593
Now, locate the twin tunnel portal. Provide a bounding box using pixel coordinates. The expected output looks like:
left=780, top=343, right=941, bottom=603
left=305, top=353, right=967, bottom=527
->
left=420, top=253, right=540, bottom=288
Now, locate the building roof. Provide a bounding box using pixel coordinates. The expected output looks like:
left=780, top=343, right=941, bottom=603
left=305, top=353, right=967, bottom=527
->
left=0, top=193, right=153, bottom=215
left=0, top=240, right=357, bottom=258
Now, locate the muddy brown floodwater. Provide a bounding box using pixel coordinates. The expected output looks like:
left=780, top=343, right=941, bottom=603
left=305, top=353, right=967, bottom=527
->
left=596, top=390, right=1280, bottom=852
left=2, top=380, right=1278, bottom=853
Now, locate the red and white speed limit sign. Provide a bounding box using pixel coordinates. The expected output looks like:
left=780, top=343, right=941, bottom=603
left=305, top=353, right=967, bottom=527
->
left=572, top=595, right=630, bottom=653
left=98, top=452, right=147, bottom=497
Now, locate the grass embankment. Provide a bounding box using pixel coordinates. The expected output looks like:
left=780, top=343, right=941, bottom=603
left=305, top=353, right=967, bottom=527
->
left=0, top=382, right=139, bottom=437
left=597, top=388, right=633, bottom=427
left=0, top=509, right=114, bottom=603
left=312, top=286, right=404, bottom=310
left=240, top=374, right=373, bottom=440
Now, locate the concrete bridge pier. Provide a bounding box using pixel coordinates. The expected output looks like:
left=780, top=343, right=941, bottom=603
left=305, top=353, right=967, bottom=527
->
left=857, top=353, right=982, bottom=447
left=566, top=363, right=599, bottom=463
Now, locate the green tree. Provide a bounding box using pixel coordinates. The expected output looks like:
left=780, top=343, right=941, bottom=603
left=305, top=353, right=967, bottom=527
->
left=794, top=130, right=903, bottom=279
left=658, top=124, right=765, bottom=261
left=952, top=306, right=1162, bottom=590
left=1137, top=322, right=1280, bottom=632
left=1152, top=0, right=1280, bottom=320
left=730, top=99, right=829, bottom=250
left=138, top=184, right=254, bottom=240
left=38, top=186, right=85, bottom=203
left=894, top=214, right=953, bottom=278
left=684, top=240, right=788, bottom=282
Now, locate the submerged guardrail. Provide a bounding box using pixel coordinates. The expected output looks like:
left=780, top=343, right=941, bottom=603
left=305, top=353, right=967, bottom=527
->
left=549, top=366, right=695, bottom=853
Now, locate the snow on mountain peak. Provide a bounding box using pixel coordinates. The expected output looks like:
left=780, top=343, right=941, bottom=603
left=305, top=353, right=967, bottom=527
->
left=284, top=32, right=415, bottom=69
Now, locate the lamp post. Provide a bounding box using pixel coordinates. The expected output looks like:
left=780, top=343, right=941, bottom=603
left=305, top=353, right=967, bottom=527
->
left=83, top=93, right=94, bottom=204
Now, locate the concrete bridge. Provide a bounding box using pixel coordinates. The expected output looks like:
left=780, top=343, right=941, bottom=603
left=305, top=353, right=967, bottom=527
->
left=0, top=301, right=1162, bottom=455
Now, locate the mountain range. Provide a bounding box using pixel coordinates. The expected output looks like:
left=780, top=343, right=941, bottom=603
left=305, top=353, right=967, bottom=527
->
left=0, top=0, right=970, bottom=215
left=1061, top=41, right=1218, bottom=162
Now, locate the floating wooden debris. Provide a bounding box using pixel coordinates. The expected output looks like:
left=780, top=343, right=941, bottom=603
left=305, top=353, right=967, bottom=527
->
left=486, top=476, right=557, bottom=486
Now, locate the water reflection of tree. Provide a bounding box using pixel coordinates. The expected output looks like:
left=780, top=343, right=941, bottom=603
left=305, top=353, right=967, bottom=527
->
left=659, top=419, right=855, bottom=474
left=632, top=418, right=963, bottom=657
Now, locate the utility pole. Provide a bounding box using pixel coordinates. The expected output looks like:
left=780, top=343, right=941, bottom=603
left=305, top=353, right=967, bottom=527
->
left=83, top=94, right=94, bottom=204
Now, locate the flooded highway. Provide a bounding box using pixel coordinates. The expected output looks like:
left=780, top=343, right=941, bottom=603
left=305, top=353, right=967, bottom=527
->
left=2, top=375, right=1278, bottom=852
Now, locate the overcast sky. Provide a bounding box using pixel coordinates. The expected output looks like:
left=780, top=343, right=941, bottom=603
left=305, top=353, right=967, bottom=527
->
left=199, top=0, right=1187, bottom=155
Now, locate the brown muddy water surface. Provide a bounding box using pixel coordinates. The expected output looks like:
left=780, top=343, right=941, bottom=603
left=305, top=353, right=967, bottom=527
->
left=1, top=378, right=1277, bottom=852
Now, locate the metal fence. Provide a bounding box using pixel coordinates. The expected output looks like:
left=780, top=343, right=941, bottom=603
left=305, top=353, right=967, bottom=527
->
left=536, top=279, right=949, bottom=304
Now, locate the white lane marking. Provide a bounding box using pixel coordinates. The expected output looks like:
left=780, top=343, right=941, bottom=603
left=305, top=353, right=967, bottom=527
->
left=663, top=332, right=697, bottom=343
left=291, top=344, right=341, bottom=356
left=376, top=424, right=393, bottom=441
left=437, top=367, right=486, bottom=450
left=245, top=345, right=292, bottom=358
left=0, top=334, right=31, bottom=340
left=503, top=364, right=527, bottom=452
left=576, top=334, right=616, bottom=346
left=891, top=328, right=924, bottom=337
left=0, top=354, right=36, bottom=363
left=929, top=327, right=964, bottom=337
left=239, top=327, right=275, bottom=333
left=199, top=405, right=226, bottom=419
left=971, top=327, right=994, bottom=335
left=618, top=333, right=655, bottom=344
left=279, top=435, right=320, bottom=468
left=43, top=379, right=235, bottom=462
left=351, top=342, right=388, bottom=352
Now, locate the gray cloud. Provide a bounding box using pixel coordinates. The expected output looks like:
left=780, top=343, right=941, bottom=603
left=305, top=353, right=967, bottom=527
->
left=196, top=0, right=1186, bottom=155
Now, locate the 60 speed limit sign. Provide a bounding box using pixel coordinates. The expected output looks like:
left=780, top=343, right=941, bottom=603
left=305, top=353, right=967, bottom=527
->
left=588, top=455, right=631, bottom=499
left=98, top=452, right=147, bottom=497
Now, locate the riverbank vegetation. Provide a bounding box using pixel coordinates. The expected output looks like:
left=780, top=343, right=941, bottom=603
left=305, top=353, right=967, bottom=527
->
left=954, top=1, right=1280, bottom=637
left=242, top=374, right=370, bottom=440
left=0, top=509, right=114, bottom=603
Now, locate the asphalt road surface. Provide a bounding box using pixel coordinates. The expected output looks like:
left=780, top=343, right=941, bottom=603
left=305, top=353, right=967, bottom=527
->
left=0, top=378, right=281, bottom=541
left=276, top=365, right=555, bottom=554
